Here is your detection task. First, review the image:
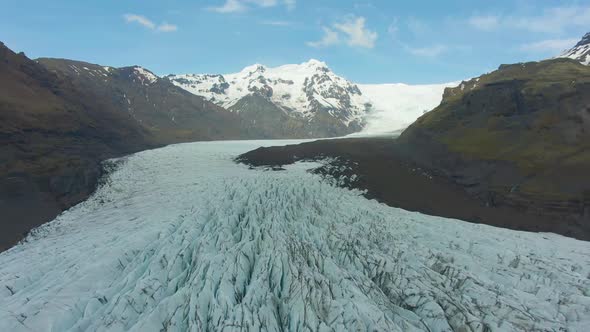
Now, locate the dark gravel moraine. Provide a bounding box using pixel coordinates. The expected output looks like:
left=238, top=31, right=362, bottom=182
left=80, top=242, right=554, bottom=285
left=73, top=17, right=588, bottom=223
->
left=238, top=137, right=590, bottom=241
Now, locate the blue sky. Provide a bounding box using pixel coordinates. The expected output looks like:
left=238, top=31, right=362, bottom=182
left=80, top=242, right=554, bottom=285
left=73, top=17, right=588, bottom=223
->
left=1, top=1, right=589, bottom=84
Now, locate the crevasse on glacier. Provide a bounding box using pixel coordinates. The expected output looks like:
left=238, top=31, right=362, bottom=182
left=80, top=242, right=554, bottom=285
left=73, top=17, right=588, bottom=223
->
left=0, top=140, right=589, bottom=331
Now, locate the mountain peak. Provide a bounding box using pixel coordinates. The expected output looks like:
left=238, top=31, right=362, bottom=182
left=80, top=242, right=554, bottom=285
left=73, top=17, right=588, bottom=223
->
left=240, top=63, right=266, bottom=75
left=131, top=66, right=158, bottom=85
left=574, top=32, right=590, bottom=48
left=302, top=59, right=328, bottom=68
left=558, top=32, right=590, bottom=65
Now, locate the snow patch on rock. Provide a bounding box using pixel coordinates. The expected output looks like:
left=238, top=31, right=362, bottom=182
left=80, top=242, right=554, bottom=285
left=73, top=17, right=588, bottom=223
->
left=558, top=32, right=590, bottom=65
left=132, top=66, right=158, bottom=86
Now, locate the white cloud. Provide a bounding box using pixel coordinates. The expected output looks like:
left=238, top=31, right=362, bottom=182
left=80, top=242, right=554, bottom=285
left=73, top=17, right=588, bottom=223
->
left=124, top=14, right=178, bottom=33
left=124, top=14, right=156, bottom=30
left=284, top=0, right=296, bottom=10
left=509, top=6, right=590, bottom=33
left=209, top=0, right=295, bottom=13
left=249, top=0, right=278, bottom=8
left=157, top=23, right=178, bottom=32
left=469, top=5, right=590, bottom=33
left=468, top=15, right=499, bottom=31
left=387, top=21, right=398, bottom=37
left=209, top=0, right=247, bottom=13
left=259, top=20, right=293, bottom=26
left=520, top=38, right=578, bottom=53
left=407, top=45, right=448, bottom=57
left=306, top=27, right=340, bottom=48
left=406, top=17, right=429, bottom=35
left=307, top=16, right=377, bottom=49
left=334, top=17, right=377, bottom=48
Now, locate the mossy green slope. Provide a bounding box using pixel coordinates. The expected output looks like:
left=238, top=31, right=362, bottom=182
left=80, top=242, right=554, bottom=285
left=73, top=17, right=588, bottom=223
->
left=398, top=58, right=590, bottom=220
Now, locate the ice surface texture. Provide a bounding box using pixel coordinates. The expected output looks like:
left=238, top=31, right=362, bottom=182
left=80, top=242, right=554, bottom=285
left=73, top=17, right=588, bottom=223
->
left=1, top=140, right=589, bottom=331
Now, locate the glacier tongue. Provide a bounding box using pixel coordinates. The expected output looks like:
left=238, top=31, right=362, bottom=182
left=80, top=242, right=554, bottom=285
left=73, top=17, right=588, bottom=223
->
left=1, top=140, right=589, bottom=331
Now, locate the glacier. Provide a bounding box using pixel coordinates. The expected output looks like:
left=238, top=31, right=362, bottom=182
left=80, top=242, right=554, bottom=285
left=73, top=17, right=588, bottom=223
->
left=0, top=139, right=589, bottom=331
left=358, top=82, right=458, bottom=134
left=167, top=61, right=459, bottom=134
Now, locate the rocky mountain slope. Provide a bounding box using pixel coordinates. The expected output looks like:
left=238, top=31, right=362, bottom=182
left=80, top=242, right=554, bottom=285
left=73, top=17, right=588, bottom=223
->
left=396, top=57, right=590, bottom=233
left=1, top=42, right=147, bottom=250
left=167, top=60, right=371, bottom=137
left=559, top=32, right=590, bottom=65
left=37, top=58, right=247, bottom=143
left=0, top=42, right=250, bottom=250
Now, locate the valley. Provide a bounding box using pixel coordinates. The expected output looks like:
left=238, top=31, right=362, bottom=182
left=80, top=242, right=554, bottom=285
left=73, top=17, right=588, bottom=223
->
left=1, top=139, right=588, bottom=331
left=1, top=6, right=590, bottom=329
left=0, top=41, right=455, bottom=249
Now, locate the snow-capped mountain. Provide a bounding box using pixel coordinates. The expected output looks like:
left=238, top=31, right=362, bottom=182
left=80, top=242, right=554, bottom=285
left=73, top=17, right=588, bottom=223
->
left=37, top=52, right=458, bottom=139
left=167, top=60, right=460, bottom=136
left=167, top=60, right=370, bottom=135
left=558, top=32, right=590, bottom=65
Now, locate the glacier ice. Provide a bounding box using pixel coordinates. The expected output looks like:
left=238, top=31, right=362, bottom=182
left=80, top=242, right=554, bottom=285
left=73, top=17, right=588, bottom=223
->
left=0, top=139, right=589, bottom=331
left=357, top=82, right=458, bottom=134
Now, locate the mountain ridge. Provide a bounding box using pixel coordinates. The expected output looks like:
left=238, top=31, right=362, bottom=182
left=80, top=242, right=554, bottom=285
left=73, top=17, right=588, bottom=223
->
left=0, top=44, right=256, bottom=250
left=36, top=57, right=249, bottom=143
left=395, top=57, right=590, bottom=232
left=167, top=60, right=458, bottom=135
left=558, top=32, right=590, bottom=65
left=166, top=59, right=370, bottom=136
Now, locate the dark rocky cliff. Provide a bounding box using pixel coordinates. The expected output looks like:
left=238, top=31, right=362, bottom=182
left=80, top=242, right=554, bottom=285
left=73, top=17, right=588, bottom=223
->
left=396, top=58, right=590, bottom=231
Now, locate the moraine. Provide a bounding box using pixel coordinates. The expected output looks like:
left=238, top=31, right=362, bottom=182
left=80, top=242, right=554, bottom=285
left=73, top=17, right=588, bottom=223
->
left=0, top=139, right=589, bottom=331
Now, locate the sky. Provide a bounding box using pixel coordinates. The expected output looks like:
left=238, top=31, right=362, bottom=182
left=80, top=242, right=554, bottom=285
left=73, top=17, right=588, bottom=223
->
left=1, top=0, right=589, bottom=84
